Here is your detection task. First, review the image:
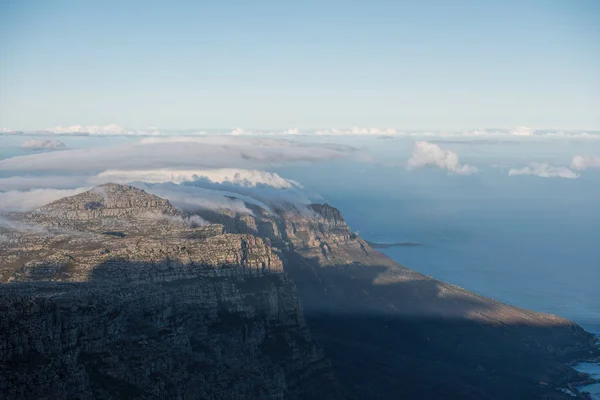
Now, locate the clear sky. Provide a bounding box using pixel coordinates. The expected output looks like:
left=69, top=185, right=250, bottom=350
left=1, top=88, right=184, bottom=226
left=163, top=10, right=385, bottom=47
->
left=0, top=0, right=598, bottom=130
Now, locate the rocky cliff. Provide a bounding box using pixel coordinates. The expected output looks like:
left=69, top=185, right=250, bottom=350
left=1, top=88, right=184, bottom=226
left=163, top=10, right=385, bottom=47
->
left=1, top=184, right=598, bottom=399
left=196, top=200, right=600, bottom=399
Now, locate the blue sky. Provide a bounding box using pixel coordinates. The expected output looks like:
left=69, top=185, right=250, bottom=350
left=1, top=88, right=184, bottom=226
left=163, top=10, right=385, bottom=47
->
left=0, top=0, right=598, bottom=130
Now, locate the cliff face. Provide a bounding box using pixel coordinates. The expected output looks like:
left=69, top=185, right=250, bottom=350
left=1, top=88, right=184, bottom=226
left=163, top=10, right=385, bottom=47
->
left=0, top=184, right=342, bottom=400
left=0, top=275, right=337, bottom=400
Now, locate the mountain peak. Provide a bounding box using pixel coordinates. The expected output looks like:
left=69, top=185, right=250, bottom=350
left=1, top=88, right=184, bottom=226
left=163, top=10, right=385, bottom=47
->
left=37, top=183, right=182, bottom=219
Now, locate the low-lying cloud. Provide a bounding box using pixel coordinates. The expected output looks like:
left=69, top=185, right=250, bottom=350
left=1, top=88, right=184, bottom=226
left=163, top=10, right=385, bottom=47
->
left=508, top=163, right=579, bottom=179
left=0, top=136, right=355, bottom=173
left=141, top=212, right=209, bottom=228
left=0, top=216, right=48, bottom=236
left=21, top=139, right=67, bottom=150
left=136, top=183, right=258, bottom=215
left=406, top=141, right=478, bottom=175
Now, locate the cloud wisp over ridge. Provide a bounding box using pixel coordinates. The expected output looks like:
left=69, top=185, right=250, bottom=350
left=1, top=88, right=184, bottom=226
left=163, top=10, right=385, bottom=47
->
left=406, top=141, right=478, bottom=175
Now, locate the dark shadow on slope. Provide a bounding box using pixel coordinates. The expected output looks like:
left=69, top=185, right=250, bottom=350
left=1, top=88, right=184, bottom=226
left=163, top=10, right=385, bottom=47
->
left=282, top=251, right=599, bottom=400
left=2, top=254, right=598, bottom=400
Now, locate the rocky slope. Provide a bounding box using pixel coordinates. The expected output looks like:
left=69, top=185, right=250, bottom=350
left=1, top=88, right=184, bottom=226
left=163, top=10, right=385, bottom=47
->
left=0, top=184, right=342, bottom=400
left=196, top=198, right=600, bottom=399
left=1, top=183, right=598, bottom=399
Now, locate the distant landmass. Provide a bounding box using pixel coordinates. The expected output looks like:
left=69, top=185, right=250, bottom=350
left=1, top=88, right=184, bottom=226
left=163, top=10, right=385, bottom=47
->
left=0, top=183, right=598, bottom=399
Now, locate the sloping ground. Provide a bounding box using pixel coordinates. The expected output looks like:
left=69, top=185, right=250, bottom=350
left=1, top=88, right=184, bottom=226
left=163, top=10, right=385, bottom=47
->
left=284, top=249, right=597, bottom=399
left=277, top=206, right=600, bottom=399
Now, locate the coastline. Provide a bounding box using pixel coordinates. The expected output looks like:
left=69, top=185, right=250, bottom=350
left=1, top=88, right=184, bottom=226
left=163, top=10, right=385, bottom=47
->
left=364, top=240, right=422, bottom=248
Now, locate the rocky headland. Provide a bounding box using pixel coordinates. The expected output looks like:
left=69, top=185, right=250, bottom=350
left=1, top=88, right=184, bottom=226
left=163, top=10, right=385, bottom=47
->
left=0, top=183, right=598, bottom=399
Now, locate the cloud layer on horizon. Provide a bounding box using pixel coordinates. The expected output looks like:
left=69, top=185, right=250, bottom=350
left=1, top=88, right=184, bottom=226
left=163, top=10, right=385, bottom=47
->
left=2, top=124, right=600, bottom=140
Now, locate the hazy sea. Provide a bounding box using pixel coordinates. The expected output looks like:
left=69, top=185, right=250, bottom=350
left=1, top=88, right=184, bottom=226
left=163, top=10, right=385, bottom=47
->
left=277, top=137, right=600, bottom=335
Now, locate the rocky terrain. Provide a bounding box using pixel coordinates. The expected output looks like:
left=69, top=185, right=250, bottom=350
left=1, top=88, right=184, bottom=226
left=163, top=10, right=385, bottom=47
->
left=1, top=183, right=598, bottom=399
left=0, top=184, right=341, bottom=399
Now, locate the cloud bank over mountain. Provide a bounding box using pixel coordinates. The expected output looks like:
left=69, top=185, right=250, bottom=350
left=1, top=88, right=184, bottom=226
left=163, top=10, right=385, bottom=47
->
left=0, top=137, right=346, bottom=213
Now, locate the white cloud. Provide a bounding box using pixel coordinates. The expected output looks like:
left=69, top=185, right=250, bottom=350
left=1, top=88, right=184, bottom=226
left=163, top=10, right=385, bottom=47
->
left=21, top=139, right=67, bottom=150
left=283, top=128, right=299, bottom=135
left=508, top=163, right=579, bottom=179
left=90, top=168, right=300, bottom=189
left=315, top=127, right=399, bottom=136
left=50, top=124, right=125, bottom=134
left=0, top=188, right=89, bottom=211
left=406, top=141, right=478, bottom=175
left=230, top=127, right=246, bottom=135
left=571, top=155, right=600, bottom=171
left=510, top=126, right=534, bottom=136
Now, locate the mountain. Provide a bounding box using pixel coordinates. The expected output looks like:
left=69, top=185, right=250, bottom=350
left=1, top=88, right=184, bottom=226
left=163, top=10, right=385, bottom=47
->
left=0, top=184, right=341, bottom=399
left=0, top=184, right=598, bottom=399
